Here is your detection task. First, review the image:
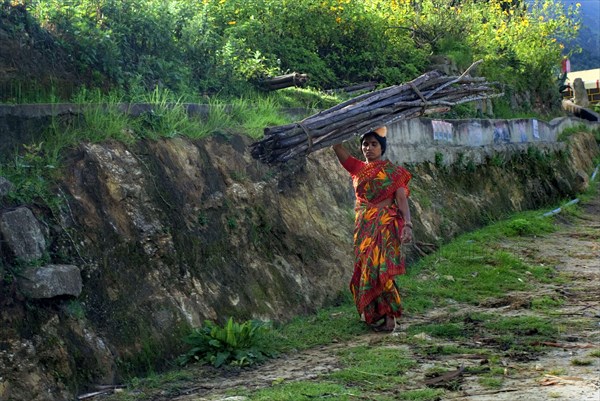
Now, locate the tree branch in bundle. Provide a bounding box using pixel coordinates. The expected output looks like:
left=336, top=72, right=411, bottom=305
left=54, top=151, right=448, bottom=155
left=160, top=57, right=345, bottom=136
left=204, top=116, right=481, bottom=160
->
left=250, top=60, right=502, bottom=164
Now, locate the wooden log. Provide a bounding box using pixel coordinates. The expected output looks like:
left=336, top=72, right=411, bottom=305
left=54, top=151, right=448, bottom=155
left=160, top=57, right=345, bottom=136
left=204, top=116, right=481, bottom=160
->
left=259, top=72, right=308, bottom=90
left=251, top=60, right=502, bottom=164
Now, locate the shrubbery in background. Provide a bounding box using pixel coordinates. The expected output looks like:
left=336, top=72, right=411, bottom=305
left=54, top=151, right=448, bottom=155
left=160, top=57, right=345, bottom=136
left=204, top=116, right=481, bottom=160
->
left=3, top=0, right=580, bottom=114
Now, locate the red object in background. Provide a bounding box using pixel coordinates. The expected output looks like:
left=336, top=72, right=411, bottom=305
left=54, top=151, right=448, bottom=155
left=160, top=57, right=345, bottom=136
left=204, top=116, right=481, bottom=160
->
left=561, top=58, right=571, bottom=73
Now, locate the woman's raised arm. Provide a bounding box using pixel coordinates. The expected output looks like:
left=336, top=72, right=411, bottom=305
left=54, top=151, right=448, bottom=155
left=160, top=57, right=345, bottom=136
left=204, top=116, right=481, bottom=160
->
left=332, top=143, right=351, bottom=164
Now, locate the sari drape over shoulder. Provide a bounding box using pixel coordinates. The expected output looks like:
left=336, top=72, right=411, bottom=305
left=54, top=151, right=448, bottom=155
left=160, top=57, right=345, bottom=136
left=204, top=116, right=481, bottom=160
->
left=341, top=156, right=411, bottom=325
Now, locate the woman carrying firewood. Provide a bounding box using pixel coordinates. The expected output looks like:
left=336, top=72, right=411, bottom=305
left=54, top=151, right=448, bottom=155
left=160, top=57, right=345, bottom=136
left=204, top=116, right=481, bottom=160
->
left=332, top=126, right=413, bottom=332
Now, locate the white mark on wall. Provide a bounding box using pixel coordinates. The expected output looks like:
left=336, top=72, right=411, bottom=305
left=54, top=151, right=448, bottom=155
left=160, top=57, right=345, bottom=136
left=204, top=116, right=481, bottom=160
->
left=432, top=120, right=453, bottom=142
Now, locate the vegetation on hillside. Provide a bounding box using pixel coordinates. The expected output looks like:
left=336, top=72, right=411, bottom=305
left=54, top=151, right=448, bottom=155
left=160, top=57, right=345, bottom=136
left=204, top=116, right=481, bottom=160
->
left=1, top=0, right=580, bottom=115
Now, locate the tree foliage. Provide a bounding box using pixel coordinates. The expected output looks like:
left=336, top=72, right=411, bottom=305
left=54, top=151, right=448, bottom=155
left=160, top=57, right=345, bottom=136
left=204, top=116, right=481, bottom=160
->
left=7, top=0, right=581, bottom=111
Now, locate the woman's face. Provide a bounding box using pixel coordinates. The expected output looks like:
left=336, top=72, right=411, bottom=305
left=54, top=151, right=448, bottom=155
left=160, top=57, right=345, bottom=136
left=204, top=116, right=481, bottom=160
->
left=361, top=134, right=382, bottom=162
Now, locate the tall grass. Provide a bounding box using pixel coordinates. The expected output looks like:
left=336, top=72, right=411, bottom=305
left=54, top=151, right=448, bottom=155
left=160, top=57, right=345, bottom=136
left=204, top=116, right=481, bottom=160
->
left=0, top=86, right=338, bottom=208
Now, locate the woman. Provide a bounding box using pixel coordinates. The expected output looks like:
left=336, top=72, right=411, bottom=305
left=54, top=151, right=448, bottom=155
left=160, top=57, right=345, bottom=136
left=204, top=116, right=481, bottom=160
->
left=333, top=126, right=413, bottom=332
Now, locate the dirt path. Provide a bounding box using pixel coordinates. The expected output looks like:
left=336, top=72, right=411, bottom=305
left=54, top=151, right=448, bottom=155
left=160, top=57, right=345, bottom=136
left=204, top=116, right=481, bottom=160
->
left=107, top=193, right=600, bottom=401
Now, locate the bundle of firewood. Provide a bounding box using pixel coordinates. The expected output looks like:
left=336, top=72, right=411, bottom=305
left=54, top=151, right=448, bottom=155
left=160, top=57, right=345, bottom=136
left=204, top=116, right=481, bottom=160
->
left=250, top=60, right=502, bottom=164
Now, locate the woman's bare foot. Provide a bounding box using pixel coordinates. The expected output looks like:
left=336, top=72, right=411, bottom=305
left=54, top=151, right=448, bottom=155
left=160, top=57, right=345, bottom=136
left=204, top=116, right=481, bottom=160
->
left=372, top=316, right=395, bottom=332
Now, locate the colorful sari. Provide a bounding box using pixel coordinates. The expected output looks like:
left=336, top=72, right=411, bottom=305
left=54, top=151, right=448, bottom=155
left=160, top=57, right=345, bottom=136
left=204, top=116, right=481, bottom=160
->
left=341, top=156, right=412, bottom=325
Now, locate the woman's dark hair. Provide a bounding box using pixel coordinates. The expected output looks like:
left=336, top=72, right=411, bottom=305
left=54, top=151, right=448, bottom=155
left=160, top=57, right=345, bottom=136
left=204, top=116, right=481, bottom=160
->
left=360, top=132, right=387, bottom=155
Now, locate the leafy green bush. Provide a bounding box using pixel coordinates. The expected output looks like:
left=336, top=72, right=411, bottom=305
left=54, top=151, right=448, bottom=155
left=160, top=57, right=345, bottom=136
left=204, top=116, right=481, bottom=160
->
left=177, top=318, right=277, bottom=368
left=9, top=0, right=581, bottom=115
left=505, top=217, right=554, bottom=237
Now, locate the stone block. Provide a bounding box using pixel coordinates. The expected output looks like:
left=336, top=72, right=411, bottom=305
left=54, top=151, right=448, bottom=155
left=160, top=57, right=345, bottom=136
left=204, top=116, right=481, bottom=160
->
left=0, top=176, right=13, bottom=197
left=574, top=170, right=589, bottom=193
left=18, top=264, right=82, bottom=299
left=573, top=78, right=590, bottom=108
left=0, top=207, right=46, bottom=262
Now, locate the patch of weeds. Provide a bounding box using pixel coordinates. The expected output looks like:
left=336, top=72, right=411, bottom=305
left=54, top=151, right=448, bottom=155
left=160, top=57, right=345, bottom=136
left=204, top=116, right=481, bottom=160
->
left=0, top=141, right=63, bottom=209
left=397, top=388, right=445, bottom=400
left=227, top=217, right=238, bottom=229
left=531, top=295, right=564, bottom=311
left=490, top=153, right=505, bottom=167
left=485, top=316, right=557, bottom=338
left=406, top=323, right=466, bottom=340
left=478, top=377, right=503, bottom=389
left=434, top=151, right=444, bottom=168
left=233, top=96, right=289, bottom=139
left=424, top=366, right=450, bottom=376
left=276, top=300, right=369, bottom=351
left=570, top=358, right=593, bottom=366
left=547, top=367, right=566, bottom=375
left=505, top=217, right=555, bottom=237
left=231, top=170, right=247, bottom=182
left=588, top=349, right=600, bottom=358
left=483, top=315, right=558, bottom=352
left=128, top=369, right=195, bottom=391
left=135, top=87, right=207, bottom=139
left=415, top=344, right=485, bottom=357
left=189, top=98, right=234, bottom=139
left=63, top=300, right=85, bottom=320
left=197, top=212, right=208, bottom=226
left=465, top=159, right=476, bottom=172
left=330, top=346, right=415, bottom=391
left=177, top=318, right=277, bottom=368
left=557, top=124, right=590, bottom=142
left=409, top=187, right=431, bottom=209
left=70, top=88, right=137, bottom=144
left=247, top=381, right=357, bottom=401
left=398, top=242, right=539, bottom=311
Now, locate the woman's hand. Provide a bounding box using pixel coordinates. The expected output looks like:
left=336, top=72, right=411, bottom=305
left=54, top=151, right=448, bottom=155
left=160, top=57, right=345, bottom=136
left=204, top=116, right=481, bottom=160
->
left=401, top=225, right=413, bottom=243
left=332, top=143, right=350, bottom=163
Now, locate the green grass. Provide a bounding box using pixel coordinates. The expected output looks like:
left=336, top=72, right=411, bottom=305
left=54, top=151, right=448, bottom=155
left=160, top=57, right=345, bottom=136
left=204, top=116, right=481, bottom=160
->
left=240, top=345, right=420, bottom=400
left=570, top=359, right=594, bottom=366
left=478, top=377, right=503, bottom=389
left=406, top=322, right=466, bottom=340
left=247, top=381, right=359, bottom=401
left=484, top=315, right=557, bottom=338
left=531, top=295, right=565, bottom=311
left=414, top=344, right=487, bottom=357
left=330, top=346, right=415, bottom=390
left=557, top=124, right=600, bottom=142
left=396, top=209, right=561, bottom=314
left=397, top=388, right=445, bottom=400
left=275, top=299, right=370, bottom=352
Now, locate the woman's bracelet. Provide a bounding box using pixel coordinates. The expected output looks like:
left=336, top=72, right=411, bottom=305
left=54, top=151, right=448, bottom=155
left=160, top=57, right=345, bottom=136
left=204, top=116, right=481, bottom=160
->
left=404, top=222, right=413, bottom=228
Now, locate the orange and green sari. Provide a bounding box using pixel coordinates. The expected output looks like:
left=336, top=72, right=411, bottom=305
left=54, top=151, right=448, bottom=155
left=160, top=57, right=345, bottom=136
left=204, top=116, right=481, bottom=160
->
left=341, top=156, right=412, bottom=325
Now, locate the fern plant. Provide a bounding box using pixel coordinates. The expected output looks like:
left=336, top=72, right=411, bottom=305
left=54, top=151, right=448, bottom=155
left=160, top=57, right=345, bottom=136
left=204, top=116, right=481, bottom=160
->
left=178, top=318, right=277, bottom=368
